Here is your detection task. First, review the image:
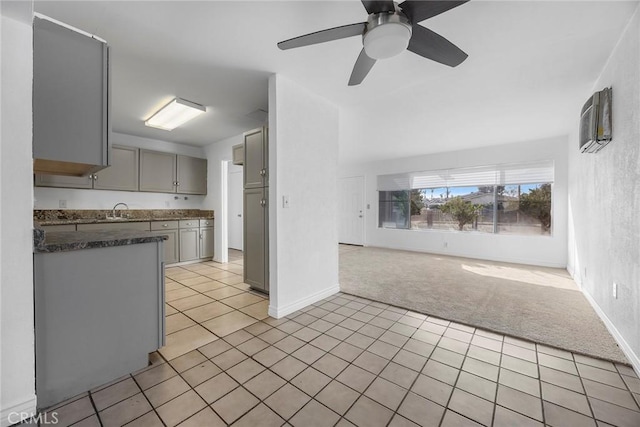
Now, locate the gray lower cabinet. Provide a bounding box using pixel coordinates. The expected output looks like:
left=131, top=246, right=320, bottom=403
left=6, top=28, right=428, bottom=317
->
left=151, top=221, right=179, bottom=264
left=77, top=222, right=150, bottom=232
left=178, top=220, right=214, bottom=262
left=35, top=145, right=138, bottom=190
left=34, top=241, right=164, bottom=409
left=32, top=16, right=110, bottom=177
left=40, top=224, right=77, bottom=232
left=200, top=227, right=214, bottom=259
left=243, top=187, right=268, bottom=293
left=179, top=228, right=200, bottom=262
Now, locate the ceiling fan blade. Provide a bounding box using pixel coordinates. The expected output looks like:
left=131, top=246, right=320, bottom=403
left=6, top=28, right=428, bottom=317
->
left=278, top=22, right=366, bottom=50
left=399, top=0, right=469, bottom=23
left=407, top=24, right=468, bottom=67
left=348, top=49, right=377, bottom=86
left=361, top=1, right=396, bottom=14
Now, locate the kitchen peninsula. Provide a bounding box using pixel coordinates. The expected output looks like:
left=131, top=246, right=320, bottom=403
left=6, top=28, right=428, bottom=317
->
left=33, top=224, right=168, bottom=409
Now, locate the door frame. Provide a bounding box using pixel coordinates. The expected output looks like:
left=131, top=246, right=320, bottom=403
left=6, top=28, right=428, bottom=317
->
left=339, top=175, right=365, bottom=246
left=218, top=160, right=229, bottom=263
left=227, top=168, right=243, bottom=251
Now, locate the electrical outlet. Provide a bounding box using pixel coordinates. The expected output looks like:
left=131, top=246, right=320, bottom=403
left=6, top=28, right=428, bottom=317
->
left=613, top=282, right=618, bottom=299
left=59, top=200, right=67, bottom=208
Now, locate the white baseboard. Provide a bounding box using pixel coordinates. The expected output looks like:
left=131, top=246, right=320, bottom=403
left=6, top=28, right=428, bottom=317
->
left=1, top=395, right=36, bottom=427
left=582, top=289, right=640, bottom=374
left=268, top=285, right=340, bottom=319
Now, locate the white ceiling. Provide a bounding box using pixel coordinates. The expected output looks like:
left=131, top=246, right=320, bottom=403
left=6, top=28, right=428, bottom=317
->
left=34, top=1, right=638, bottom=164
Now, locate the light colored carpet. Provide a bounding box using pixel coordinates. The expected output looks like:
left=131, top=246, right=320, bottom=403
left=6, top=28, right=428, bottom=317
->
left=339, top=245, right=628, bottom=363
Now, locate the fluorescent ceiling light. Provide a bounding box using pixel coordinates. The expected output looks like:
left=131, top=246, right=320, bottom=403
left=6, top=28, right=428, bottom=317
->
left=145, top=98, right=206, bottom=131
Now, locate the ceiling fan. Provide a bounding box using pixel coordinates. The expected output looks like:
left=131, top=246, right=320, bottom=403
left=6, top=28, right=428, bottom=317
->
left=277, top=0, right=469, bottom=86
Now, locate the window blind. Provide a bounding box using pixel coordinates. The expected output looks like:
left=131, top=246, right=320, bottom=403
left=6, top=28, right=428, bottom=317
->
left=377, top=160, right=554, bottom=191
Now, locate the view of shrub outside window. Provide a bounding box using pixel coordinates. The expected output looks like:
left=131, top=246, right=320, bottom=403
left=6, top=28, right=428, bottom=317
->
left=378, top=162, right=554, bottom=236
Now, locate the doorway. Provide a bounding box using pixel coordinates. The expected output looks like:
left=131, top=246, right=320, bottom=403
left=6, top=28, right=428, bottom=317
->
left=228, top=169, right=243, bottom=251
left=338, top=176, right=365, bottom=245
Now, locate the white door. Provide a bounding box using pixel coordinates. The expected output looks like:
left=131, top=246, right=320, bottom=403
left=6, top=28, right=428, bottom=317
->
left=339, top=176, right=365, bottom=245
left=228, top=170, right=243, bottom=250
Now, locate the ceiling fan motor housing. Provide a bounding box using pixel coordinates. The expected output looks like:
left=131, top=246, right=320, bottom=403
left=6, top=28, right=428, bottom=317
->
left=363, top=12, right=412, bottom=60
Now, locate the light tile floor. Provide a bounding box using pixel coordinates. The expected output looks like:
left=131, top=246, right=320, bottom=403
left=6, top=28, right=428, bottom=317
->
left=34, top=250, right=640, bottom=427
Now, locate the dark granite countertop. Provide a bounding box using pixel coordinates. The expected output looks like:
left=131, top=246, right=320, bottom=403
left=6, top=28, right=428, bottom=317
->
left=38, top=216, right=213, bottom=226
left=34, top=209, right=214, bottom=226
left=34, top=230, right=168, bottom=253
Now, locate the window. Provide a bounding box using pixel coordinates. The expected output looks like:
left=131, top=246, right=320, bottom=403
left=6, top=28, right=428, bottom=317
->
left=378, top=161, right=553, bottom=236
left=497, top=183, right=552, bottom=235
left=378, top=190, right=410, bottom=229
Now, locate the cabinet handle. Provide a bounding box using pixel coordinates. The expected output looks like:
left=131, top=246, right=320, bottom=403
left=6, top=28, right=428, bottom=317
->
left=199, top=233, right=203, bottom=240
left=163, top=224, right=168, bottom=227
left=260, top=169, right=266, bottom=177
left=176, top=181, right=180, bottom=186
left=88, top=175, right=94, bottom=180
left=93, top=175, right=98, bottom=180
left=260, top=199, right=266, bottom=207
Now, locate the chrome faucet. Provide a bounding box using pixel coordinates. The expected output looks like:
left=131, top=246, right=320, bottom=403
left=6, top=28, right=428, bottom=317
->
left=111, top=202, right=129, bottom=218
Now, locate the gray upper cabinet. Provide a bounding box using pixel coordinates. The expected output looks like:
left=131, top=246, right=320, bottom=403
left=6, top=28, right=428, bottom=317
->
left=35, top=146, right=138, bottom=190
left=244, top=127, right=268, bottom=189
left=177, top=155, right=207, bottom=195
left=34, top=173, right=94, bottom=190
left=139, top=150, right=177, bottom=193
left=139, top=150, right=207, bottom=195
left=232, top=144, right=244, bottom=165
left=94, top=146, right=139, bottom=191
left=32, top=16, right=111, bottom=177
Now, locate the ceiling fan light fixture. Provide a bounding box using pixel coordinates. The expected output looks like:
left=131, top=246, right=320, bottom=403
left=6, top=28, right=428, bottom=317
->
left=145, top=98, right=206, bottom=131
left=363, top=20, right=412, bottom=60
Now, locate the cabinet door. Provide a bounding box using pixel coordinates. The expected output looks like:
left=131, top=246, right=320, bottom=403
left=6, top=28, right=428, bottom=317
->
left=177, top=155, right=207, bottom=195
left=35, top=173, right=94, bottom=189
left=41, top=224, right=77, bottom=232
left=33, top=17, right=110, bottom=170
left=199, top=227, right=214, bottom=259
left=179, top=228, right=199, bottom=261
left=243, top=188, right=267, bottom=292
left=243, top=128, right=266, bottom=189
left=94, top=146, right=139, bottom=191
left=232, top=144, right=244, bottom=165
left=151, top=229, right=178, bottom=264
left=139, top=150, right=176, bottom=193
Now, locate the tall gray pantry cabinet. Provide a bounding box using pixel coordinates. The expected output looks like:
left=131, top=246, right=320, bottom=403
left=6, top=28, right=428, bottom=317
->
left=243, top=127, right=269, bottom=293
